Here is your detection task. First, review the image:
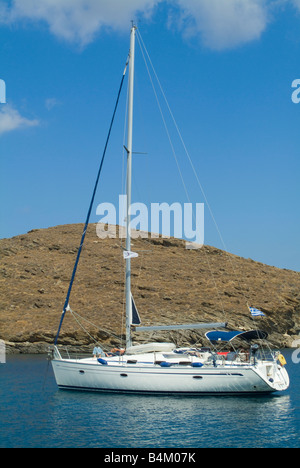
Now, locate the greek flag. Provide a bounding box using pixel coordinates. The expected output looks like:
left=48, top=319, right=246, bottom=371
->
left=250, top=307, right=265, bottom=317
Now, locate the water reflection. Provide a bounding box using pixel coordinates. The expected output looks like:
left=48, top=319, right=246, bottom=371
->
left=48, top=390, right=297, bottom=448
left=1, top=352, right=299, bottom=448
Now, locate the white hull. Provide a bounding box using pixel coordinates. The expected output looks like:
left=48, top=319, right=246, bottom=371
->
left=52, top=354, right=289, bottom=395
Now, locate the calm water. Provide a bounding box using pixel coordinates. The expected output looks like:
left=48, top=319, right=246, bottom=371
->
left=0, top=350, right=299, bottom=448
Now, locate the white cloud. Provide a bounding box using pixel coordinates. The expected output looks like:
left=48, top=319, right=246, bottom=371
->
left=1, top=0, right=162, bottom=46
left=173, top=0, right=269, bottom=50
left=0, top=3, right=8, bottom=22
left=45, top=98, right=60, bottom=110
left=0, top=0, right=298, bottom=50
left=0, top=104, right=39, bottom=136
left=291, top=0, right=300, bottom=11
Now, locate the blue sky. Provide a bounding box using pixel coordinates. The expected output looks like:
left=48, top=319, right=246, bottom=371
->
left=0, top=0, right=299, bottom=271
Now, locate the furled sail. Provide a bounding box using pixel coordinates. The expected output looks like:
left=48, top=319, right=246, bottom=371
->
left=131, top=294, right=141, bottom=326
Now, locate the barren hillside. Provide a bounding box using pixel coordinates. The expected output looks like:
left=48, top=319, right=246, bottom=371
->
left=0, top=224, right=299, bottom=353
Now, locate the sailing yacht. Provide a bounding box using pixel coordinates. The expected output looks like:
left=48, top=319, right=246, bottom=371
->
left=51, top=26, right=289, bottom=395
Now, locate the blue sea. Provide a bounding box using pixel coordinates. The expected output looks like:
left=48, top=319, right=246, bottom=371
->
left=0, top=349, right=299, bottom=449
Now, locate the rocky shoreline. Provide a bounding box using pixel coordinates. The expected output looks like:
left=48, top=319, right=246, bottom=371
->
left=1, top=224, right=299, bottom=354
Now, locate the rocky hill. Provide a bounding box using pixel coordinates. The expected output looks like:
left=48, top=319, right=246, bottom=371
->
left=0, top=223, right=299, bottom=354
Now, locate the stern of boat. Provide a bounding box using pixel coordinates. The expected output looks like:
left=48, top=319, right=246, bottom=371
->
left=255, top=357, right=290, bottom=392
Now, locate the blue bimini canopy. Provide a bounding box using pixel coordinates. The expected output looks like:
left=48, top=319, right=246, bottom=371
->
left=205, top=330, right=268, bottom=343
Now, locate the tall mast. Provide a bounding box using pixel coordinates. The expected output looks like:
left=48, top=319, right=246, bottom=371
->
left=125, top=25, right=136, bottom=349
